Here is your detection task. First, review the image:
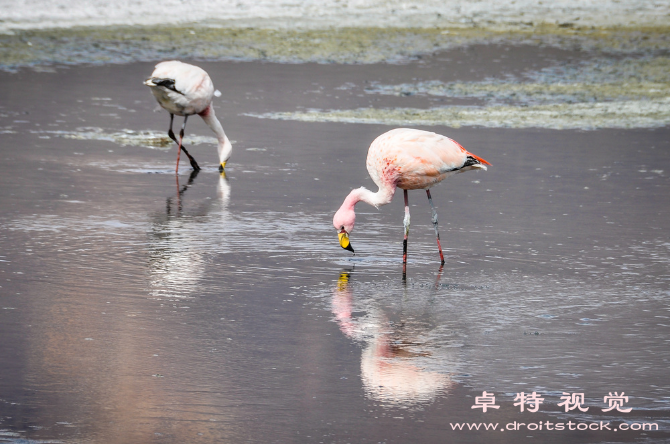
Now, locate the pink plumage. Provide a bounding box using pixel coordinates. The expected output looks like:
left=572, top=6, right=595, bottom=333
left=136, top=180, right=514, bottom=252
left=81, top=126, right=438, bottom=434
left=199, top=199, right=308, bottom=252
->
left=367, top=128, right=490, bottom=190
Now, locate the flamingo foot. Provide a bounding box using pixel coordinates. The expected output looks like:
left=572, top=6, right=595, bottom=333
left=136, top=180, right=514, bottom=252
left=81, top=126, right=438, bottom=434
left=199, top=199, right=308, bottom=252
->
left=180, top=146, right=201, bottom=171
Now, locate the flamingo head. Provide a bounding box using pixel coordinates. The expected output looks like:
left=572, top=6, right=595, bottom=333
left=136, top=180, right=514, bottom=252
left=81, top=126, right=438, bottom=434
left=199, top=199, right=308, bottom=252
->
left=333, top=206, right=356, bottom=253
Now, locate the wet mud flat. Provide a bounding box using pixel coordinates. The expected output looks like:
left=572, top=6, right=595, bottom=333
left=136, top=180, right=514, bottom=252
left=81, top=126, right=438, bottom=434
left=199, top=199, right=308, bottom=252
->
left=0, top=45, right=669, bottom=443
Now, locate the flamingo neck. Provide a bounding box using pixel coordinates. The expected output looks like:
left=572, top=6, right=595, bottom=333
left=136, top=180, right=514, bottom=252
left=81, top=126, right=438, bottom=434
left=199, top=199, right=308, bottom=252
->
left=345, top=184, right=396, bottom=210
left=199, top=105, right=232, bottom=164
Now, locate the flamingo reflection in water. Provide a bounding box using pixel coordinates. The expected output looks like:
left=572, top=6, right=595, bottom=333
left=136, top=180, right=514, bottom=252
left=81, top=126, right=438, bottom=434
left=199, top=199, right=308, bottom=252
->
left=148, top=171, right=231, bottom=299
left=332, top=270, right=454, bottom=406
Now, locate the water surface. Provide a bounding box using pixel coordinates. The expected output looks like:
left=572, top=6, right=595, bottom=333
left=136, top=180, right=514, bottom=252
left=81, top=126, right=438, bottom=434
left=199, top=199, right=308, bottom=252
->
left=0, top=47, right=669, bottom=443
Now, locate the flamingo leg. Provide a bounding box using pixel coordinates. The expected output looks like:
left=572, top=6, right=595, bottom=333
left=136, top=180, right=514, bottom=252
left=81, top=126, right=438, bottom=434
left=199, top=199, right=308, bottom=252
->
left=426, top=189, right=446, bottom=265
left=168, top=113, right=177, bottom=143
left=175, top=116, right=188, bottom=173
left=168, top=114, right=200, bottom=172
left=403, top=189, right=410, bottom=268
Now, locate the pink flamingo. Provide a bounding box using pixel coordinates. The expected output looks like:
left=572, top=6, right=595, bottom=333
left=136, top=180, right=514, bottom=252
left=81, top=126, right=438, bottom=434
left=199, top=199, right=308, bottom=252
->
left=144, top=61, right=232, bottom=173
left=333, top=128, right=490, bottom=266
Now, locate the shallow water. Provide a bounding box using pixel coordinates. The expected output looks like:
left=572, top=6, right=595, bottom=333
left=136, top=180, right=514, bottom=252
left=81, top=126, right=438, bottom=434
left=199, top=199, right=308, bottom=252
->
left=1, top=48, right=669, bottom=443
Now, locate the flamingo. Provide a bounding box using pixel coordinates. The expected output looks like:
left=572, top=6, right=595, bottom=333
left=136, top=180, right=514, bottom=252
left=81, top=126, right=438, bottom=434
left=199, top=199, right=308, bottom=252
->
left=333, top=128, right=490, bottom=266
left=144, top=61, right=232, bottom=173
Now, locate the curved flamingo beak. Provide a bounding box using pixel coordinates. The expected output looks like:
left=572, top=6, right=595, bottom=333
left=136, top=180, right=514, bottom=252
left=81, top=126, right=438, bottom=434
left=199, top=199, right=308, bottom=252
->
left=338, top=230, right=354, bottom=253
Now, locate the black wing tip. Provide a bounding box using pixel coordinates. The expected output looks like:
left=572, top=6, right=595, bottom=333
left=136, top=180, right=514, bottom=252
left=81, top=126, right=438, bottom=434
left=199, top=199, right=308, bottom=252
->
left=463, top=156, right=481, bottom=168
left=151, top=78, right=183, bottom=94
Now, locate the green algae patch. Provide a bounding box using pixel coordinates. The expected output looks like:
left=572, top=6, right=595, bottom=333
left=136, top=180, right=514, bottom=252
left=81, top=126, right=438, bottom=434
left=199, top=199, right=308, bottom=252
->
left=1, top=24, right=669, bottom=70
left=252, top=98, right=670, bottom=130
left=367, top=57, right=670, bottom=105
left=370, top=79, right=670, bottom=105
left=28, top=128, right=217, bottom=150
left=247, top=53, right=670, bottom=130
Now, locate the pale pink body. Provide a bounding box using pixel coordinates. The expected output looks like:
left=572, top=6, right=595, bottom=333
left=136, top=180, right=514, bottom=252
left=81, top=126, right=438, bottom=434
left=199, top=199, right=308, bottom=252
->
left=367, top=128, right=483, bottom=191
left=333, top=128, right=490, bottom=236
left=145, top=61, right=232, bottom=168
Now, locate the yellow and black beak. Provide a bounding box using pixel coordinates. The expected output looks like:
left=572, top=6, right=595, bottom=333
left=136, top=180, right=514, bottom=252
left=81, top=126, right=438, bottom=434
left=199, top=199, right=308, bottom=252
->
left=338, top=230, right=354, bottom=253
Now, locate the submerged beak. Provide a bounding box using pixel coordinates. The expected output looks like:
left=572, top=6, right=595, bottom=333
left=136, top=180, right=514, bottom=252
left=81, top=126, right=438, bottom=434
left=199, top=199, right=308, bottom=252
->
left=338, top=231, right=354, bottom=253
